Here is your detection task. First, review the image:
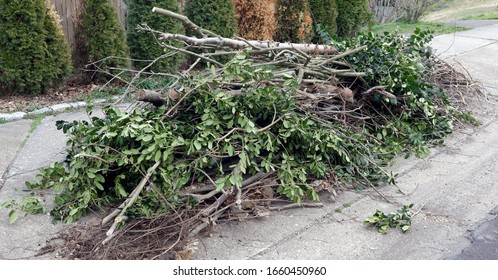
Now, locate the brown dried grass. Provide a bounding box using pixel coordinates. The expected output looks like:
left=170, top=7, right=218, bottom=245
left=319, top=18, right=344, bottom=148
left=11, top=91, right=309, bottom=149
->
left=233, top=0, right=278, bottom=40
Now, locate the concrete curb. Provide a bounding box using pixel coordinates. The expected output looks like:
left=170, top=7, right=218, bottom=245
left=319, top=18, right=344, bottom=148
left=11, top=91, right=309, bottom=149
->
left=0, top=97, right=121, bottom=123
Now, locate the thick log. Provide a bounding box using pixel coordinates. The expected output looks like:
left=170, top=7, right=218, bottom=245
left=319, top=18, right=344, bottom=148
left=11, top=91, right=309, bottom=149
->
left=135, top=89, right=167, bottom=107
left=159, top=33, right=338, bottom=55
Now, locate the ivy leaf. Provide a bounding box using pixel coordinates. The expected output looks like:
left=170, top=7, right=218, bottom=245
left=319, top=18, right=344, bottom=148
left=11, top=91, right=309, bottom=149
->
left=69, top=208, right=79, bottom=216
left=116, top=185, right=128, bottom=198
left=8, top=210, right=19, bottom=224
left=215, top=177, right=226, bottom=191
left=193, top=140, right=202, bottom=151
left=401, top=225, right=411, bottom=232
left=379, top=225, right=388, bottom=234
left=142, top=135, right=153, bottom=142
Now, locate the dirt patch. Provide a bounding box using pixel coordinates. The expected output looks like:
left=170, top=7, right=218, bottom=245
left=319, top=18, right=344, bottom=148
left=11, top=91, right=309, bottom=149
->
left=0, top=83, right=99, bottom=114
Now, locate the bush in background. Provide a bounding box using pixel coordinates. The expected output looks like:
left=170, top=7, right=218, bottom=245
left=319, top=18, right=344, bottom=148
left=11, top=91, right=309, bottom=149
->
left=184, top=0, right=237, bottom=64
left=233, top=0, right=277, bottom=40
left=74, top=0, right=130, bottom=82
left=309, top=0, right=338, bottom=42
left=274, top=0, right=314, bottom=42
left=369, top=0, right=433, bottom=23
left=336, top=0, right=372, bottom=37
left=0, top=0, right=71, bottom=95
left=127, top=0, right=185, bottom=73
left=396, top=0, right=432, bottom=23
left=184, top=0, right=237, bottom=38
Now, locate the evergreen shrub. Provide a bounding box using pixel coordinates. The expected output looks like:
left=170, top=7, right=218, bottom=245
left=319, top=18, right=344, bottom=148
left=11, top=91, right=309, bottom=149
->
left=0, top=0, right=71, bottom=95
left=184, top=0, right=237, bottom=38
left=74, top=0, right=130, bottom=82
left=127, top=0, right=185, bottom=73
left=274, top=0, right=314, bottom=43
left=336, top=0, right=372, bottom=37
left=309, top=0, right=338, bottom=42
left=233, top=0, right=277, bottom=40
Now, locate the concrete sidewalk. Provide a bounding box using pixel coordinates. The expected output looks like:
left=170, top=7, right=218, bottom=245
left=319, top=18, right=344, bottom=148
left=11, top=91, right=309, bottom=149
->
left=195, top=23, right=498, bottom=260
left=1, top=23, right=498, bottom=260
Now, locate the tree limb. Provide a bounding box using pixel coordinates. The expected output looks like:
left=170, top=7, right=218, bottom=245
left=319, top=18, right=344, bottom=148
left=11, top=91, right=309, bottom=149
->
left=159, top=33, right=338, bottom=55
left=102, top=161, right=161, bottom=231
left=135, top=89, right=167, bottom=107
left=152, top=7, right=216, bottom=37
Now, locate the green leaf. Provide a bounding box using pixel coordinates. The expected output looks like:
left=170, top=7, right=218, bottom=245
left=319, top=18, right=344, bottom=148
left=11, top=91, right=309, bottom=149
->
left=83, top=191, right=91, bottom=204
left=235, top=53, right=246, bottom=60
left=401, top=225, right=410, bottom=232
left=116, top=185, right=128, bottom=198
left=379, top=225, right=388, bottom=234
left=69, top=208, right=79, bottom=216
left=193, top=140, right=201, bottom=151
left=95, top=174, right=105, bottom=183
left=95, top=182, right=104, bottom=191
left=227, top=144, right=235, bottom=156
left=142, top=135, right=153, bottom=142
left=215, top=177, right=226, bottom=190
left=8, top=210, right=19, bottom=224
left=154, top=150, right=161, bottom=162
left=179, top=176, right=190, bottom=186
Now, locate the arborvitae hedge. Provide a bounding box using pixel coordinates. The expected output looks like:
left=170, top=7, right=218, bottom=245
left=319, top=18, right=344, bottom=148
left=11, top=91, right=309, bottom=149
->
left=309, top=0, right=338, bottom=42
left=0, top=0, right=71, bottom=95
left=74, top=0, right=130, bottom=82
left=336, top=0, right=372, bottom=37
left=274, top=0, right=314, bottom=43
left=127, top=0, right=185, bottom=73
left=184, top=0, right=237, bottom=38
left=233, top=0, right=277, bottom=40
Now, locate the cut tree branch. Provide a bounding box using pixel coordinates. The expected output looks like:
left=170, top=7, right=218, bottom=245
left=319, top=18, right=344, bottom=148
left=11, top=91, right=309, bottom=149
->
left=152, top=7, right=216, bottom=37
left=159, top=33, right=338, bottom=55
left=135, top=89, right=167, bottom=107
left=102, top=161, right=161, bottom=229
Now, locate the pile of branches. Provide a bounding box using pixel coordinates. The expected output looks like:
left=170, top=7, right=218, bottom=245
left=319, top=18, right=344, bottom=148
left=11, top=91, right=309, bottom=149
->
left=428, top=57, right=484, bottom=108
left=30, top=9, right=483, bottom=260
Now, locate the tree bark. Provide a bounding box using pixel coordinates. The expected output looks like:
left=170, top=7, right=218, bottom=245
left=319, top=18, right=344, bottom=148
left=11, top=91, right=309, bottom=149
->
left=135, top=89, right=167, bottom=107
left=159, top=32, right=338, bottom=55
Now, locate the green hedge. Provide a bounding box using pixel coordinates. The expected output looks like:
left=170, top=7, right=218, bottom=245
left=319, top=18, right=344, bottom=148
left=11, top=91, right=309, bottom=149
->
left=74, top=0, right=130, bottom=82
left=184, top=0, right=237, bottom=64
left=309, top=0, right=338, bottom=42
left=127, top=0, right=185, bottom=73
left=336, top=0, right=372, bottom=37
left=274, top=0, right=314, bottom=43
left=0, top=0, right=71, bottom=95
left=184, top=0, right=237, bottom=38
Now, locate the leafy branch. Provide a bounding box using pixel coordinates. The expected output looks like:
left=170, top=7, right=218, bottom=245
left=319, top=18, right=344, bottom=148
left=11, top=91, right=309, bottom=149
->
left=364, top=204, right=414, bottom=234
left=1, top=197, right=46, bottom=224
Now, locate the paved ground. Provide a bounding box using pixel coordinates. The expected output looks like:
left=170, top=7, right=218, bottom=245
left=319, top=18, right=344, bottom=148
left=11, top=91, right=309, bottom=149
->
left=0, top=23, right=497, bottom=260
left=446, top=19, right=498, bottom=29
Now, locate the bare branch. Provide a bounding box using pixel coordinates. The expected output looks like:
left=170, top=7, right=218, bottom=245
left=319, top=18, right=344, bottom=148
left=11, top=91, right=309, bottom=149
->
left=159, top=33, right=337, bottom=55
left=152, top=7, right=216, bottom=37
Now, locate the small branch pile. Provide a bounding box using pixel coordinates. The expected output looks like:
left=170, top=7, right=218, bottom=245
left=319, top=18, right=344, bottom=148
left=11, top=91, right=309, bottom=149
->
left=428, top=57, right=484, bottom=107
